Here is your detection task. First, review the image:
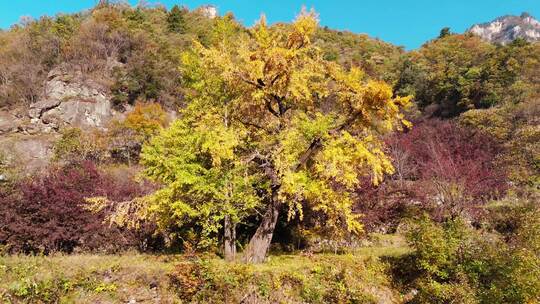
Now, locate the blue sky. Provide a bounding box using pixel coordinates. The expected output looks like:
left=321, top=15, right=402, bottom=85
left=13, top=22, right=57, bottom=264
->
left=1, top=1, right=539, bottom=49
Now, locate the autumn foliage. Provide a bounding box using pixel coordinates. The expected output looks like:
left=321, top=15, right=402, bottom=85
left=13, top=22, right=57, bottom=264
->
left=108, top=102, right=168, bottom=163
left=356, top=119, right=507, bottom=231
left=123, top=9, right=413, bottom=263
left=0, top=161, right=154, bottom=254
left=0, top=4, right=540, bottom=304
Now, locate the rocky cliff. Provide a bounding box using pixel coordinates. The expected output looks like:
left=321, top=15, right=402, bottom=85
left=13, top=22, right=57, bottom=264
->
left=468, top=12, right=540, bottom=44
left=1, top=65, right=125, bottom=136
left=0, top=66, right=125, bottom=172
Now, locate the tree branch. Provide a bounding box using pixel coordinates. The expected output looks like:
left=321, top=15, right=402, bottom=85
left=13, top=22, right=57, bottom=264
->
left=329, top=111, right=363, bottom=135
left=270, top=73, right=283, bottom=86
left=245, top=151, right=280, bottom=187
left=236, top=73, right=264, bottom=89
left=265, top=99, right=280, bottom=118
left=294, top=138, right=322, bottom=171
left=235, top=117, right=275, bottom=133
left=270, top=93, right=289, bottom=116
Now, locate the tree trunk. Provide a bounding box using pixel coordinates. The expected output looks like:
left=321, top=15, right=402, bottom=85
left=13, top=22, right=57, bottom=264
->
left=243, top=192, right=280, bottom=263
left=224, top=215, right=236, bottom=262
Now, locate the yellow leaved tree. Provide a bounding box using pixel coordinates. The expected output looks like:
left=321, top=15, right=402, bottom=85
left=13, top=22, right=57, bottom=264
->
left=108, top=9, right=411, bottom=263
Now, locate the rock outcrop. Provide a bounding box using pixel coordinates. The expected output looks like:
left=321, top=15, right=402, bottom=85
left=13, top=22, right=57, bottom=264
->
left=0, top=112, right=21, bottom=135
left=24, top=65, right=122, bottom=133
left=197, top=5, right=218, bottom=19
left=0, top=65, right=124, bottom=171
left=468, top=12, right=540, bottom=45
left=0, top=134, right=58, bottom=172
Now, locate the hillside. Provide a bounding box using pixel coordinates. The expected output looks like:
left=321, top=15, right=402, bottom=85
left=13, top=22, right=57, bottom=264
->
left=0, top=3, right=404, bottom=171
left=0, top=3, right=539, bottom=304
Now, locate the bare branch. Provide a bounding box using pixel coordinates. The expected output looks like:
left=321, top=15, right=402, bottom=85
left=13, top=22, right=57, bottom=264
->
left=236, top=72, right=264, bottom=89
left=265, top=99, right=280, bottom=117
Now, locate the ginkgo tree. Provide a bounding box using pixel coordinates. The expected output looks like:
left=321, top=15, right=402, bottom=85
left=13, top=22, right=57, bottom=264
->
left=94, top=9, right=411, bottom=263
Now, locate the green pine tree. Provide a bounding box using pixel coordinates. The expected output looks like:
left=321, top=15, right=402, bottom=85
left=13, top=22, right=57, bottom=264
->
left=167, top=5, right=186, bottom=33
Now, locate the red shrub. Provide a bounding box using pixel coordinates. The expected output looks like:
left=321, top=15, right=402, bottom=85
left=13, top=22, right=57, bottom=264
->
left=356, top=119, right=507, bottom=231
left=393, top=120, right=506, bottom=198
left=0, top=161, right=157, bottom=254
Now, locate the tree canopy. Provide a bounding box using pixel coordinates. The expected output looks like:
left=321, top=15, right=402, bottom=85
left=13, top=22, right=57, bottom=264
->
left=135, top=9, right=411, bottom=262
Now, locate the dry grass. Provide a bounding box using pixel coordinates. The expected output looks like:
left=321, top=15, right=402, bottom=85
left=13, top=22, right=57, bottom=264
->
left=0, top=234, right=411, bottom=303
left=0, top=253, right=180, bottom=303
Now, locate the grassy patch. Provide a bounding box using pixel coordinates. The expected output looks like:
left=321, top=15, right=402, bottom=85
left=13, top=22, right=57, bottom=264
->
left=0, top=254, right=179, bottom=303
left=0, top=235, right=410, bottom=303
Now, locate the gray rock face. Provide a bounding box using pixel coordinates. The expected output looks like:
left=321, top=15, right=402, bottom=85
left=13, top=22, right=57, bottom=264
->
left=0, top=134, right=58, bottom=172
left=468, top=12, right=540, bottom=45
left=25, top=65, right=121, bottom=133
left=0, top=66, right=122, bottom=172
left=0, top=111, right=21, bottom=135
left=28, top=99, right=61, bottom=120
left=0, top=64, right=177, bottom=172
left=197, top=5, right=218, bottom=19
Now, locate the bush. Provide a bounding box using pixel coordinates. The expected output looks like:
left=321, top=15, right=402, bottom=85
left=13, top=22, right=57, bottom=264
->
left=395, top=120, right=506, bottom=212
left=0, top=161, right=155, bottom=254
left=53, top=103, right=168, bottom=166
left=108, top=102, right=168, bottom=164
left=402, top=209, right=540, bottom=304
left=167, top=255, right=396, bottom=303
left=355, top=119, right=507, bottom=231
left=460, top=99, right=540, bottom=188
left=53, top=127, right=109, bottom=164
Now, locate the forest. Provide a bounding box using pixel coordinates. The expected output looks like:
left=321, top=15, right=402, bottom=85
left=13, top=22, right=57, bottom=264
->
left=0, top=2, right=539, bottom=303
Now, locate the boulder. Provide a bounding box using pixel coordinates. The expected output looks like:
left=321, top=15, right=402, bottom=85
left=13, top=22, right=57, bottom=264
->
left=28, top=99, right=62, bottom=119
left=0, top=134, right=58, bottom=172
left=0, top=111, right=21, bottom=135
